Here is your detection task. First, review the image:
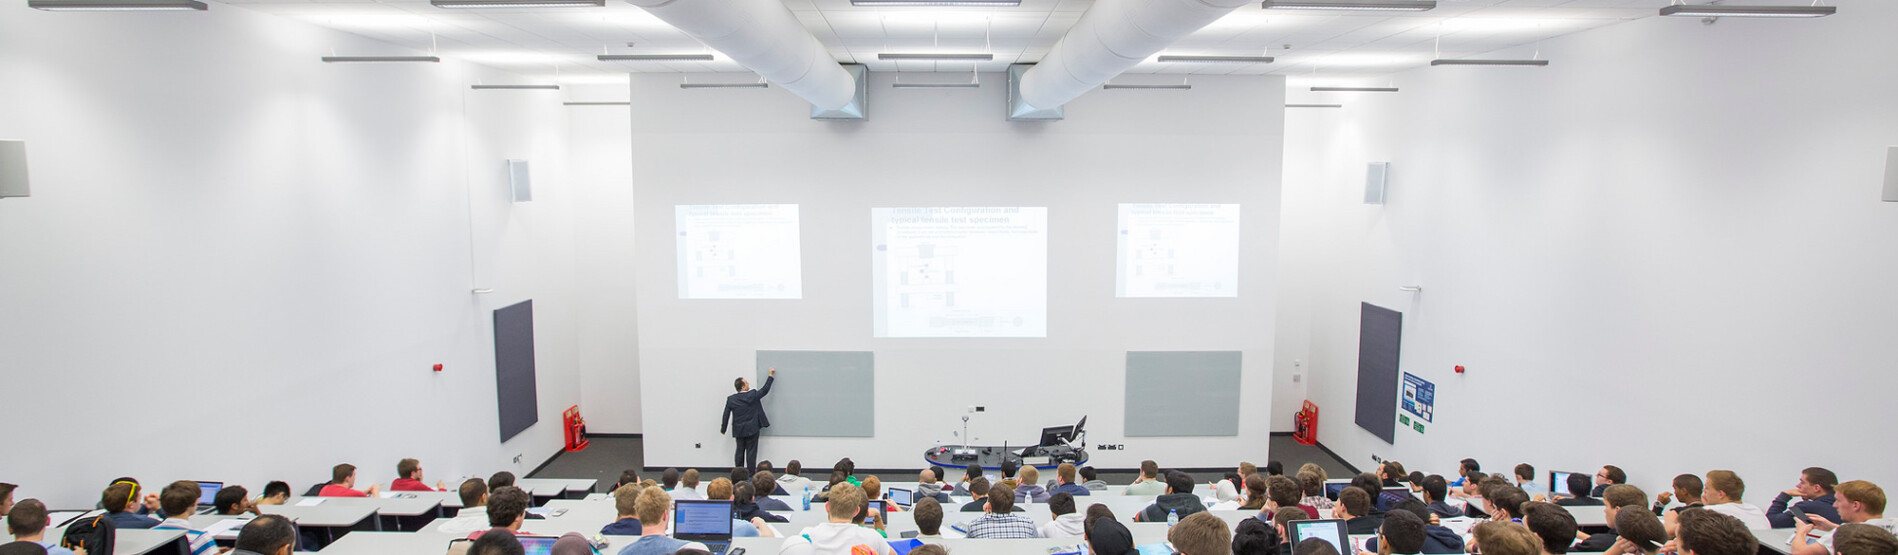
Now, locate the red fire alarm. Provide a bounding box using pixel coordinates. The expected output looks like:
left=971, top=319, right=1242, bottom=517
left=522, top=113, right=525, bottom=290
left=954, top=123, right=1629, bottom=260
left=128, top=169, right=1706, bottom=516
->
left=433, top=364, right=444, bottom=372
left=1454, top=365, right=1465, bottom=374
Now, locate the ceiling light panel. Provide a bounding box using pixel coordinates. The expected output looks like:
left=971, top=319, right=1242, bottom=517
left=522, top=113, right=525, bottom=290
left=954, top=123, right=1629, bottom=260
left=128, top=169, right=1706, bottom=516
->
left=1261, top=0, right=1435, bottom=12
left=1658, top=4, right=1835, bottom=18
left=29, top=0, right=206, bottom=10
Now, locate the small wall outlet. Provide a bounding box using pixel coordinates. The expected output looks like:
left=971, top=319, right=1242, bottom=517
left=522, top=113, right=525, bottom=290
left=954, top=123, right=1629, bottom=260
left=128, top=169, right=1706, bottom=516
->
left=513, top=454, right=523, bottom=464
left=1371, top=453, right=1383, bottom=464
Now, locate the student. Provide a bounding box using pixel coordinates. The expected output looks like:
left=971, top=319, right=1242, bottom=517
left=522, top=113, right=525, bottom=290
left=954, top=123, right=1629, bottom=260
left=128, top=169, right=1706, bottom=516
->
left=6, top=500, right=78, bottom=555
left=1267, top=462, right=1285, bottom=477
left=1300, top=463, right=1331, bottom=485
left=753, top=471, right=794, bottom=512
left=1236, top=475, right=1270, bottom=511
left=1088, top=518, right=1137, bottom=555
left=735, top=483, right=788, bottom=524
left=471, top=529, right=526, bottom=555
left=1607, top=504, right=1668, bottom=555
left=618, top=487, right=701, bottom=555
left=1831, top=524, right=1898, bottom=555
left=958, top=478, right=991, bottom=512
left=1574, top=484, right=1648, bottom=552
left=997, top=460, right=1019, bottom=491
left=468, top=487, right=532, bottom=539
left=600, top=484, right=644, bottom=535
left=672, top=469, right=703, bottom=501
left=259, top=481, right=291, bottom=506
left=1516, top=464, right=1548, bottom=500
left=1554, top=474, right=1604, bottom=507
left=911, top=498, right=947, bottom=542
left=1675, top=509, right=1759, bottom=555
left=1298, top=470, right=1334, bottom=510
left=489, top=471, right=517, bottom=491
left=319, top=464, right=381, bottom=497
left=392, top=458, right=446, bottom=492
left=231, top=514, right=297, bottom=555
left=1271, top=506, right=1311, bottom=555
left=1335, top=487, right=1385, bottom=534
left=966, top=485, right=1040, bottom=539
left=1472, top=521, right=1543, bottom=555
left=1215, top=465, right=1255, bottom=503
left=1353, top=473, right=1388, bottom=514
left=1369, top=499, right=1466, bottom=554
left=811, top=471, right=847, bottom=503
left=214, top=485, right=257, bottom=516
left=1454, top=471, right=1489, bottom=501
left=1126, top=461, right=1167, bottom=496
left=778, top=460, right=814, bottom=495
left=1080, top=467, right=1110, bottom=491
left=1791, top=480, right=1896, bottom=555
left=1594, top=466, right=1628, bottom=498
left=1374, top=510, right=1428, bottom=555
left=1452, top=460, right=1481, bottom=488
left=1014, top=467, right=1050, bottom=503
left=1050, top=464, right=1091, bottom=497
left=1382, top=462, right=1409, bottom=488
left=1771, top=467, right=1844, bottom=529
left=706, top=479, right=767, bottom=537
left=153, top=482, right=217, bottom=555
left=1702, top=470, right=1771, bottom=529
left=778, top=483, right=894, bottom=555
left=101, top=481, right=159, bottom=529
left=1266, top=475, right=1316, bottom=518
left=1041, top=492, right=1085, bottom=539
left=1422, top=475, right=1463, bottom=518
left=1521, top=502, right=1578, bottom=555
left=1296, top=538, right=1343, bottom=555
left=0, top=483, right=14, bottom=515
left=1169, top=512, right=1232, bottom=555
left=916, top=468, right=949, bottom=501
left=951, top=465, right=983, bottom=497
left=1482, top=484, right=1531, bottom=523
left=1135, top=471, right=1208, bottom=522
left=1233, top=516, right=1281, bottom=555
left=440, top=479, right=493, bottom=536
left=1654, top=473, right=1705, bottom=531
left=859, top=476, right=898, bottom=518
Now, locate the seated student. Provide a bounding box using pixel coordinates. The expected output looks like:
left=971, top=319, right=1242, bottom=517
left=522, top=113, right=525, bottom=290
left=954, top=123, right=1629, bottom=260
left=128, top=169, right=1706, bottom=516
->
left=232, top=514, right=297, bottom=555
left=1089, top=516, right=1138, bottom=555
left=1136, top=471, right=1209, bottom=522
left=1233, top=515, right=1282, bottom=555
left=1675, top=509, right=1759, bottom=555
left=1381, top=462, right=1408, bottom=488
left=778, top=483, right=894, bottom=555
left=752, top=472, right=794, bottom=512
left=966, top=485, right=1040, bottom=539
left=319, top=464, right=381, bottom=497
left=1373, top=510, right=1429, bottom=555
left=392, top=458, right=446, bottom=492
left=729, top=468, right=750, bottom=489
left=613, top=470, right=641, bottom=492
left=777, top=460, right=814, bottom=495
left=1454, top=471, right=1489, bottom=501
left=489, top=471, right=517, bottom=491
left=1521, top=502, right=1579, bottom=555
left=1334, top=487, right=1385, bottom=534
left=951, top=465, right=983, bottom=497
left=1831, top=524, right=1898, bottom=555
left=466, top=486, right=532, bottom=539
left=1040, top=492, right=1085, bottom=539
left=1770, top=467, right=1844, bottom=529
left=1701, top=470, right=1771, bottom=529
left=1516, top=464, right=1549, bottom=500
left=600, top=484, right=644, bottom=535
left=1394, top=499, right=1466, bottom=554
left=1452, top=459, right=1481, bottom=488
left=1654, top=473, right=1706, bottom=530
left=469, top=529, right=525, bottom=555
left=1574, top=484, right=1649, bottom=552
left=1473, top=521, right=1544, bottom=555
left=1235, top=475, right=1270, bottom=512
left=916, top=468, right=950, bottom=502
left=153, top=482, right=217, bottom=555
left=672, top=469, right=704, bottom=501
left=860, top=476, right=898, bottom=518
left=214, top=485, right=257, bottom=516
left=735, top=483, right=788, bottom=525
left=1351, top=473, right=1391, bottom=516
left=1126, top=461, right=1168, bottom=496
left=1296, top=538, right=1343, bottom=555
left=1409, top=472, right=1428, bottom=493
left=1482, top=483, right=1532, bottom=523
left=101, top=481, right=160, bottom=529
left=810, top=471, right=847, bottom=503
left=997, top=460, right=1020, bottom=491
left=1267, top=462, right=1285, bottom=477
left=1050, top=464, right=1091, bottom=497
left=1593, top=466, right=1628, bottom=498
left=1555, top=474, right=1604, bottom=507
left=616, top=487, right=702, bottom=555
left=911, top=498, right=948, bottom=542
left=441, top=479, right=493, bottom=536
left=1170, top=512, right=1233, bottom=555
left=0, top=483, right=14, bottom=515
left=1297, top=470, right=1335, bottom=510
left=837, top=459, right=862, bottom=488
left=1421, top=475, right=1463, bottom=518
left=1791, top=480, right=1897, bottom=555
left=1266, top=476, right=1317, bottom=518
left=1080, top=467, right=1110, bottom=491
left=1269, top=506, right=1311, bottom=555
left=1607, top=502, right=1669, bottom=555
left=258, top=481, right=292, bottom=506
left=1216, top=464, right=1257, bottom=503
left=704, top=478, right=766, bottom=537
left=7, top=499, right=78, bottom=555
left=1014, top=468, right=1050, bottom=504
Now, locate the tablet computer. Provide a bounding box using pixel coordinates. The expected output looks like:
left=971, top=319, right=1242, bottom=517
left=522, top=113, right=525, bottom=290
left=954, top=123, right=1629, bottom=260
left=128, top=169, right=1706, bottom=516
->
left=1289, top=519, right=1352, bottom=555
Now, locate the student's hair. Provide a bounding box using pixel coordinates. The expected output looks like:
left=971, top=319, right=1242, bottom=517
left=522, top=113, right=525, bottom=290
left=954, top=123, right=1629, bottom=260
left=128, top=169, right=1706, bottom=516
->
left=860, top=476, right=882, bottom=500
left=1393, top=498, right=1433, bottom=523
left=1141, top=460, right=1160, bottom=479
left=706, top=477, right=733, bottom=500
left=910, top=546, right=949, bottom=555
left=617, top=470, right=640, bottom=489
left=1466, top=472, right=1490, bottom=487
left=682, top=469, right=701, bottom=487
left=1673, top=474, right=1705, bottom=500
left=1516, top=463, right=1537, bottom=482
left=398, top=458, right=421, bottom=479
left=1615, top=507, right=1668, bottom=553
left=1233, top=515, right=1280, bottom=555
left=913, top=497, right=944, bottom=535
left=1059, top=463, right=1078, bottom=484
left=968, top=477, right=991, bottom=497
left=215, top=485, right=249, bottom=515
left=1474, top=521, right=1543, bottom=555
left=1423, top=474, right=1449, bottom=502
left=460, top=479, right=489, bottom=508
left=827, top=471, right=847, bottom=486
left=1298, top=470, right=1325, bottom=497
left=758, top=461, right=774, bottom=472
left=733, top=482, right=755, bottom=505
left=469, top=528, right=526, bottom=555
left=1522, top=502, right=1579, bottom=554
left=1705, top=470, right=1745, bottom=501
left=752, top=471, right=778, bottom=499
left=1833, top=523, right=1898, bottom=555
left=1603, top=484, right=1649, bottom=509
left=233, top=514, right=298, bottom=553
left=964, top=465, right=983, bottom=481
left=1295, top=537, right=1343, bottom=555
left=1266, top=461, right=1285, bottom=477
left=489, top=471, right=516, bottom=490
left=1409, top=471, right=1426, bottom=485
left=734, top=377, right=747, bottom=391
left=1000, top=460, right=1019, bottom=479
left=825, top=482, right=865, bottom=520
left=662, top=468, right=681, bottom=489
left=1166, top=471, right=1196, bottom=495
left=1019, top=467, right=1040, bottom=486
left=487, top=486, right=531, bottom=527
left=1804, top=468, right=1841, bottom=495
left=1602, top=466, right=1627, bottom=484
left=611, top=484, right=642, bottom=517
left=728, top=468, right=748, bottom=485
left=1380, top=509, right=1429, bottom=554
left=1339, top=486, right=1371, bottom=517
left=1461, top=459, right=1482, bottom=474
left=6, top=499, right=49, bottom=535
left=1300, top=463, right=1329, bottom=484
left=1351, top=473, right=1382, bottom=494
left=1080, top=466, right=1099, bottom=482
left=634, top=486, right=671, bottom=524
left=1240, top=462, right=1259, bottom=476
left=1383, top=462, right=1408, bottom=480
left=930, top=466, right=946, bottom=483
left=333, top=463, right=357, bottom=484
left=263, top=481, right=291, bottom=500
left=1050, top=492, right=1077, bottom=515
left=1240, top=475, right=1271, bottom=510
left=988, top=484, right=1017, bottom=513
left=1677, top=508, right=1758, bottom=555
left=101, top=482, right=136, bottom=513
left=1169, top=512, right=1233, bottom=555
left=1274, top=506, right=1310, bottom=530
left=1266, top=476, right=1302, bottom=508
left=1566, top=474, right=1594, bottom=499
left=0, top=484, right=15, bottom=504
left=1489, top=485, right=1531, bottom=519
left=159, top=481, right=202, bottom=518
left=1086, top=504, right=1119, bottom=534
left=785, top=460, right=802, bottom=476
left=1838, top=481, right=1888, bottom=515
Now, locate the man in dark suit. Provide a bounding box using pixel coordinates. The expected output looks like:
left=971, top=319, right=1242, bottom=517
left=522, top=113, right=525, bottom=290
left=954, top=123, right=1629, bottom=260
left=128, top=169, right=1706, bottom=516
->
left=722, top=367, right=776, bottom=473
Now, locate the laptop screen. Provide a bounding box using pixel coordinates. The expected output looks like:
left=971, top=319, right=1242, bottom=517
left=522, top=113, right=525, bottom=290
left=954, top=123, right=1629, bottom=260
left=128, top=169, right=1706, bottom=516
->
left=517, top=536, right=597, bottom=555
left=866, top=500, right=885, bottom=518
left=1377, top=487, right=1410, bottom=511
left=196, top=482, right=224, bottom=506
left=1551, top=471, right=1579, bottom=496
left=674, top=500, right=734, bottom=538
left=1325, top=482, right=1349, bottom=500
left=890, top=488, right=913, bottom=507
left=1291, top=519, right=1351, bottom=555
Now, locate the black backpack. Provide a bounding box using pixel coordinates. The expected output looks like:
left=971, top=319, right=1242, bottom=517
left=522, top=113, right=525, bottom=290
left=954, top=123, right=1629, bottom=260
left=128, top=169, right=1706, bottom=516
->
left=61, top=514, right=116, bottom=555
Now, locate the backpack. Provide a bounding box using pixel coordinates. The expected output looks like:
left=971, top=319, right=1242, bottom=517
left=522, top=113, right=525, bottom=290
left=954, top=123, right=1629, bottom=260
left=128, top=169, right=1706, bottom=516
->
left=61, top=514, right=116, bottom=555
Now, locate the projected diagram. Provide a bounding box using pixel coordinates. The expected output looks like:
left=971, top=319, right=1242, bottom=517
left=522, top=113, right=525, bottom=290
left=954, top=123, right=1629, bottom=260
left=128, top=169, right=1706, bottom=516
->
left=1116, top=204, right=1240, bottom=298
left=675, top=204, right=803, bottom=299
left=873, top=207, right=1047, bottom=338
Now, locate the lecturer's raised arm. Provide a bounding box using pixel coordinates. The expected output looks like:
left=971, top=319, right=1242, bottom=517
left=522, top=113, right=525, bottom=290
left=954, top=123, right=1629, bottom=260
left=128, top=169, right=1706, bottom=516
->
left=757, top=366, right=776, bottom=397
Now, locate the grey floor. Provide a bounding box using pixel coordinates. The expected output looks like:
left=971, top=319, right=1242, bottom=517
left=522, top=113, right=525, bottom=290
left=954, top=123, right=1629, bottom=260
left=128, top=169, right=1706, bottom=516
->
left=529, top=435, right=1356, bottom=492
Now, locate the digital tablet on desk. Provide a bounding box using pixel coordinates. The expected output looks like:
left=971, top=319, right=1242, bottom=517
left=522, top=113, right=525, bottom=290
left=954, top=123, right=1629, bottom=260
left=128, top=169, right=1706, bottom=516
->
left=1289, top=519, right=1352, bottom=555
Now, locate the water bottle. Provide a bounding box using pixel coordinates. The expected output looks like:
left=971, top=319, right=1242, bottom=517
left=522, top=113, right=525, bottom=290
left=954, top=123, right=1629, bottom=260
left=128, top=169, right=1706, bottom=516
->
left=1167, top=509, right=1179, bottom=527
left=802, top=487, right=812, bottom=511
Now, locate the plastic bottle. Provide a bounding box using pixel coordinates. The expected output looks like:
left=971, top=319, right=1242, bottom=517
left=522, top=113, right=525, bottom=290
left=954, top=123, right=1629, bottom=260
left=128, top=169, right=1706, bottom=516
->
left=802, top=487, right=812, bottom=511
left=1167, top=509, right=1179, bottom=527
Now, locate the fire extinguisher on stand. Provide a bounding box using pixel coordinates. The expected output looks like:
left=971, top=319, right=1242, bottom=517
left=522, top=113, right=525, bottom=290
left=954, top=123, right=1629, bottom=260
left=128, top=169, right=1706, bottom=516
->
left=563, top=405, right=590, bottom=452
left=1293, top=401, right=1319, bottom=446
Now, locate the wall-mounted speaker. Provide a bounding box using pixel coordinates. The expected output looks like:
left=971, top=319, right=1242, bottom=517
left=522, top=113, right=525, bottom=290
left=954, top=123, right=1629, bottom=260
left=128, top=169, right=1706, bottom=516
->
left=0, top=140, right=28, bottom=199
left=1884, top=146, right=1896, bottom=202
left=1364, top=162, right=1389, bottom=205
left=507, top=159, right=532, bottom=203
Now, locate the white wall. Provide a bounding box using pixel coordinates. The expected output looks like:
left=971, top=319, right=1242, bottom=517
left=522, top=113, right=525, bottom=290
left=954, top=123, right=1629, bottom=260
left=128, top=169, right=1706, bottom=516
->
left=0, top=4, right=581, bottom=507
left=567, top=84, right=644, bottom=434
left=1278, top=0, right=1898, bottom=502
left=631, top=72, right=1285, bottom=470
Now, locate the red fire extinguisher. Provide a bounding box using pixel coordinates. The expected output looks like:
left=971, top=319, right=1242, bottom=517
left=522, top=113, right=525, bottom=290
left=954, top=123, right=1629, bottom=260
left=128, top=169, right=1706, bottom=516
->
left=563, top=405, right=590, bottom=452
left=1293, top=401, right=1319, bottom=446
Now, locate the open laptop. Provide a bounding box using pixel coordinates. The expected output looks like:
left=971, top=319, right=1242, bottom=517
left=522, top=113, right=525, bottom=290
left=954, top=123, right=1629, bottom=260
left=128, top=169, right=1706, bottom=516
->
left=195, top=481, right=224, bottom=513
left=518, top=536, right=598, bottom=555
left=889, top=488, right=914, bottom=508
left=673, top=500, right=735, bottom=555
left=1377, top=487, right=1411, bottom=511
left=1550, top=471, right=1582, bottom=497
left=1289, top=519, right=1352, bottom=555
left=1325, top=482, right=1350, bottom=501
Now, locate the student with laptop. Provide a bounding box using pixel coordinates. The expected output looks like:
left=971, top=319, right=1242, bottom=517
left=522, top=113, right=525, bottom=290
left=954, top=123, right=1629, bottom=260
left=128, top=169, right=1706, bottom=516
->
left=1299, top=470, right=1335, bottom=510
left=965, top=484, right=1040, bottom=539
left=101, top=481, right=159, bottom=529
left=1040, top=492, right=1085, bottom=539
left=1702, top=470, right=1771, bottom=529
left=1574, top=484, right=1649, bottom=552
left=7, top=499, right=79, bottom=555
left=1126, top=461, right=1167, bottom=496
left=751, top=472, right=794, bottom=512
left=1170, top=512, right=1233, bottom=555
left=153, top=482, right=217, bottom=555
left=391, top=458, right=446, bottom=492
left=1270, top=506, right=1311, bottom=555
left=700, top=479, right=765, bottom=537
left=778, top=483, right=894, bottom=555
left=1790, top=480, right=1896, bottom=555
left=1373, top=509, right=1428, bottom=555
left=1770, top=467, right=1844, bottom=529
left=318, top=464, right=380, bottom=497
left=230, top=514, right=297, bottom=555
left=1333, top=487, right=1385, bottom=534
left=614, top=487, right=703, bottom=555
left=1360, top=499, right=1464, bottom=554
left=1135, top=471, right=1208, bottom=522
left=1554, top=474, right=1603, bottom=507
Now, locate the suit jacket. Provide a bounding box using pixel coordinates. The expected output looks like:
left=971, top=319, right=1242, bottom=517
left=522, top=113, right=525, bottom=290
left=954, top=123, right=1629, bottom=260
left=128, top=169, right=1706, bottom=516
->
left=722, top=376, right=775, bottom=438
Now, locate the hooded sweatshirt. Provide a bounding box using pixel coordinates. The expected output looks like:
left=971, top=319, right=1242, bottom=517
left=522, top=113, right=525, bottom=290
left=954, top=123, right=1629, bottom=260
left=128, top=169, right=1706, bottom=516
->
left=1136, top=493, right=1208, bottom=522
left=1039, top=513, right=1087, bottom=539
left=1364, top=524, right=1467, bottom=554
left=735, top=501, right=788, bottom=523
left=917, top=482, right=947, bottom=501
left=778, top=522, right=896, bottom=555
left=1015, top=484, right=1051, bottom=504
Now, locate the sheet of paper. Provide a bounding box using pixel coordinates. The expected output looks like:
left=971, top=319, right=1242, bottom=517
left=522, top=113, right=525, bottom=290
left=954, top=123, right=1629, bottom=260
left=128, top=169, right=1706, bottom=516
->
left=294, top=498, right=326, bottom=507
left=202, top=518, right=252, bottom=540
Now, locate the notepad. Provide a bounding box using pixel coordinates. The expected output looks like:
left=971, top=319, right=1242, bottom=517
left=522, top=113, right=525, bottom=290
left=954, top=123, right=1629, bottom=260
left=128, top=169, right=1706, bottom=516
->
left=295, top=498, right=326, bottom=506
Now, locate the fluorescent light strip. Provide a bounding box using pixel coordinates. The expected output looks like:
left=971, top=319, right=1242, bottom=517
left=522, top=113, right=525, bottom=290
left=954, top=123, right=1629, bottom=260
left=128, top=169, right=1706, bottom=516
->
left=431, top=0, right=602, bottom=6
left=891, top=82, right=982, bottom=88
left=1286, top=104, right=1343, bottom=108
left=679, top=83, right=769, bottom=89
left=29, top=0, right=206, bottom=10
left=878, top=53, right=995, bottom=61
left=1103, top=84, right=1193, bottom=90
left=1430, top=58, right=1549, bottom=66
left=471, top=84, right=561, bottom=90
left=564, top=101, right=632, bottom=106
left=852, top=0, right=1019, bottom=5
left=1156, top=55, right=1275, bottom=63
left=322, top=56, right=442, bottom=63
left=1311, top=86, right=1398, bottom=92
left=1261, top=0, right=1434, bottom=11
left=1657, top=4, right=1835, bottom=17
left=598, top=54, right=715, bottom=62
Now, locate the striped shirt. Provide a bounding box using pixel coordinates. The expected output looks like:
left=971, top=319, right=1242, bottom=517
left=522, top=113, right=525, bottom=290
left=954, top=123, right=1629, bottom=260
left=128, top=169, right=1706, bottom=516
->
left=964, top=513, right=1040, bottom=539
left=156, top=518, right=217, bottom=555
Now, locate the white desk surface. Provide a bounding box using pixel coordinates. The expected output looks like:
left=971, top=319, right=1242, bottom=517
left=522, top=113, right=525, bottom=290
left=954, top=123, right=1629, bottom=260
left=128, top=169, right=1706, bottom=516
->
left=39, top=512, right=187, bottom=555
left=382, top=490, right=465, bottom=510
left=257, top=498, right=380, bottom=528
left=514, top=478, right=598, bottom=497
left=316, top=531, right=644, bottom=555
left=282, top=495, right=441, bottom=518
left=1753, top=527, right=1797, bottom=555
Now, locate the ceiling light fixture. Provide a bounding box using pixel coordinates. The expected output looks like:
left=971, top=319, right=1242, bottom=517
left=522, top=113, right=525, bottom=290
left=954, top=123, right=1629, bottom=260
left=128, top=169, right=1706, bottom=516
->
left=1261, top=0, right=1435, bottom=12
left=430, top=0, right=602, bottom=7
left=322, top=56, right=442, bottom=63
left=564, top=101, right=632, bottom=106
left=471, top=84, right=561, bottom=90
left=679, top=83, right=769, bottom=89
left=1286, top=104, right=1343, bottom=108
left=892, top=82, right=982, bottom=88
left=1657, top=3, right=1835, bottom=17
left=597, top=54, right=715, bottom=62
left=1430, top=58, right=1549, bottom=66
left=878, top=53, right=995, bottom=61
left=29, top=0, right=205, bottom=10
left=851, top=0, right=1020, bottom=5
left=1311, top=86, right=1398, bottom=92
left=1103, top=83, right=1193, bottom=90
left=1156, top=55, right=1275, bottom=63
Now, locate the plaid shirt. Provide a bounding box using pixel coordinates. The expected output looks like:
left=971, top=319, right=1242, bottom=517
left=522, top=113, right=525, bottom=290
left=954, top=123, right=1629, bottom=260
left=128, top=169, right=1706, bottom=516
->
left=965, top=512, right=1040, bottom=539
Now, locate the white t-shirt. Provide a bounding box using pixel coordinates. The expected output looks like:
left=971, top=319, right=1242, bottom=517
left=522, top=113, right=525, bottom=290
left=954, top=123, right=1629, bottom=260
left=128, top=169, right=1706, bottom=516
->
left=1705, top=502, right=1771, bottom=530
left=1817, top=517, right=1898, bottom=551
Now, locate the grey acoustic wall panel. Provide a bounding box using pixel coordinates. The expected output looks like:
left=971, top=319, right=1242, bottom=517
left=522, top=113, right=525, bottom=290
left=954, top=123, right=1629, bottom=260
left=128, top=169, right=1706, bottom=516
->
left=1355, top=303, right=1402, bottom=444
left=494, top=300, right=540, bottom=442
left=1124, top=351, right=1242, bottom=437
left=1884, top=146, right=1897, bottom=202
left=756, top=351, right=875, bottom=437
left=0, top=140, right=27, bottom=199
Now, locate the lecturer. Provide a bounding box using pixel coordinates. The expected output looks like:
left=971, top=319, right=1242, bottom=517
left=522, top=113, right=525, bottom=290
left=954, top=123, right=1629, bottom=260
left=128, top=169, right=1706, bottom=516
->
left=722, top=366, right=776, bottom=473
